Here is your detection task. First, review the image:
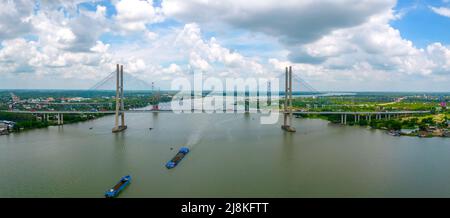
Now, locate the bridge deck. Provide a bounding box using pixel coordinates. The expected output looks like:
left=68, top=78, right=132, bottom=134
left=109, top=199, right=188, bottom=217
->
left=0, top=110, right=431, bottom=115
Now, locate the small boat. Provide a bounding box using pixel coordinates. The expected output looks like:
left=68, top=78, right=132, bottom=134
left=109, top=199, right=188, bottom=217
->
left=388, top=130, right=400, bottom=136
left=104, top=175, right=131, bottom=198
left=166, top=147, right=189, bottom=169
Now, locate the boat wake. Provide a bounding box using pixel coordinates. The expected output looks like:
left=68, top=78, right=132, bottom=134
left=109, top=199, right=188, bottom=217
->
left=186, top=115, right=239, bottom=149
left=185, top=118, right=212, bottom=149
left=186, top=126, right=205, bottom=149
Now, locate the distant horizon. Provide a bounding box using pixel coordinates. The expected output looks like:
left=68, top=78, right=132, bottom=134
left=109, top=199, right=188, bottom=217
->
left=2, top=88, right=450, bottom=94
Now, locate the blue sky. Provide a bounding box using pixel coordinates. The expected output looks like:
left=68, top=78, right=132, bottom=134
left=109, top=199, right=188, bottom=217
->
left=392, top=0, right=450, bottom=48
left=0, top=0, right=449, bottom=91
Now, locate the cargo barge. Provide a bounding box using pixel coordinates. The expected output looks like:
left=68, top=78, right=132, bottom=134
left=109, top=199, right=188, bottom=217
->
left=105, top=175, right=131, bottom=198
left=166, top=147, right=190, bottom=169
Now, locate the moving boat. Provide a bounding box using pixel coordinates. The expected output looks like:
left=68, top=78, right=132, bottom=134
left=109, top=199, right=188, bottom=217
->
left=104, top=175, right=131, bottom=198
left=166, top=147, right=190, bottom=169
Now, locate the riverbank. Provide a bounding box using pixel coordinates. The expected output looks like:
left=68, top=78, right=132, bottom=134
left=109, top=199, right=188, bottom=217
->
left=0, top=112, right=108, bottom=134
left=298, top=113, right=450, bottom=138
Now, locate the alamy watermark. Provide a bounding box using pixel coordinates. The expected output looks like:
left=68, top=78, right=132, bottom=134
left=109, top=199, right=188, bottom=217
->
left=170, top=71, right=281, bottom=124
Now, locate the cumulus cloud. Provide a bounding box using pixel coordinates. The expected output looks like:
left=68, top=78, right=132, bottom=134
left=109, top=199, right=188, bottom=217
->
left=32, top=5, right=109, bottom=52
left=0, top=36, right=113, bottom=79
left=111, top=22, right=268, bottom=81
left=163, top=0, right=395, bottom=44
left=163, top=1, right=449, bottom=82
left=1, top=0, right=449, bottom=91
left=161, top=0, right=450, bottom=80
left=0, top=0, right=34, bottom=40
left=114, top=0, right=163, bottom=33
left=175, top=23, right=266, bottom=76
left=0, top=39, right=41, bottom=74
left=286, top=9, right=450, bottom=77
left=430, top=6, right=450, bottom=18
left=0, top=0, right=118, bottom=82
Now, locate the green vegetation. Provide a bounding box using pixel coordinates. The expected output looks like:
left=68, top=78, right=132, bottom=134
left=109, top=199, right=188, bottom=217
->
left=289, top=93, right=449, bottom=137
left=0, top=90, right=176, bottom=133
left=0, top=112, right=105, bottom=131
left=1, top=90, right=449, bottom=136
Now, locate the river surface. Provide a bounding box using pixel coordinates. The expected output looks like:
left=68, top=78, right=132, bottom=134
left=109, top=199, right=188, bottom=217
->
left=1, top=113, right=449, bottom=197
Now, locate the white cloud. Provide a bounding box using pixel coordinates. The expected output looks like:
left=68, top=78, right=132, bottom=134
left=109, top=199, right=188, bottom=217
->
left=90, top=41, right=110, bottom=53
left=426, top=43, right=450, bottom=74
left=0, top=0, right=34, bottom=40
left=0, top=2, right=115, bottom=80
left=102, top=22, right=270, bottom=89
left=163, top=0, right=395, bottom=44
left=0, top=36, right=114, bottom=79
left=114, top=0, right=163, bottom=32
left=32, top=4, right=109, bottom=52
left=175, top=23, right=266, bottom=76
left=0, top=0, right=449, bottom=91
left=430, top=6, right=450, bottom=18
left=0, top=38, right=41, bottom=74
left=287, top=9, right=450, bottom=78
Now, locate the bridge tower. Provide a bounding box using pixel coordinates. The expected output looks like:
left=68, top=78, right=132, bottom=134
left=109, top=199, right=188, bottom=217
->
left=282, top=66, right=296, bottom=132
left=151, top=82, right=160, bottom=110
left=112, top=64, right=127, bottom=133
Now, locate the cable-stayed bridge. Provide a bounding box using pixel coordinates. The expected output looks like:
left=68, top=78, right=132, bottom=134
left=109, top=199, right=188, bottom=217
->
left=89, top=70, right=154, bottom=91
left=1, top=64, right=431, bottom=133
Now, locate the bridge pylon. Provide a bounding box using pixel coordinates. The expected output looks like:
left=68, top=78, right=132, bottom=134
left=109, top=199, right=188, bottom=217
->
left=112, top=64, right=127, bottom=133
left=282, top=66, right=296, bottom=132
left=151, top=82, right=160, bottom=110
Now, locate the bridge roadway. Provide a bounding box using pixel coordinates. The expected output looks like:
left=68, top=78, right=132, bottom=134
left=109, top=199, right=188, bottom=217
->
left=21, top=102, right=111, bottom=105
left=0, top=110, right=431, bottom=115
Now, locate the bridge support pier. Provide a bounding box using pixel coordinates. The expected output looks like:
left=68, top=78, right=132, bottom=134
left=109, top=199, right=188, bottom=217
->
left=340, top=114, right=348, bottom=124
left=113, top=64, right=127, bottom=133
left=282, top=66, right=296, bottom=132
left=56, top=113, right=63, bottom=125
left=245, top=96, right=249, bottom=113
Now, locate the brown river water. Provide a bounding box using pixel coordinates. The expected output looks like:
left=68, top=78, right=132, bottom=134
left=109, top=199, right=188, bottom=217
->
left=1, top=113, right=449, bottom=197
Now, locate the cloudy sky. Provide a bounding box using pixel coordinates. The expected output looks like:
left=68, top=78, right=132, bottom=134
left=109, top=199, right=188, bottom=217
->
left=0, top=0, right=449, bottom=91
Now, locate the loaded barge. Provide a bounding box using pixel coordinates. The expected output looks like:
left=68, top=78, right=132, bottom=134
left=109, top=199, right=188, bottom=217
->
left=105, top=175, right=131, bottom=198
left=166, top=147, right=190, bottom=169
